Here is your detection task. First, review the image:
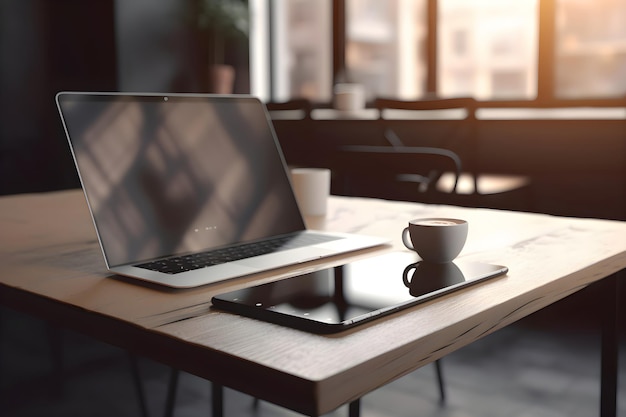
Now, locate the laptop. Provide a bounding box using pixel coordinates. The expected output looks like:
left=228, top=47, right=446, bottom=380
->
left=56, top=92, right=388, bottom=288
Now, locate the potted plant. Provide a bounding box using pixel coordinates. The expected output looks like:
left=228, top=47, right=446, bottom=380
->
left=193, top=0, right=249, bottom=93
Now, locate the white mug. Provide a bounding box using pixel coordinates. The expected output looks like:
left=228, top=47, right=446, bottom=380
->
left=401, top=218, right=468, bottom=263
left=333, top=83, right=365, bottom=112
left=290, top=168, right=331, bottom=216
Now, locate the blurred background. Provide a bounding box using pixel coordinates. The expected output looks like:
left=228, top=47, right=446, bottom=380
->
left=2, top=0, right=626, bottom=205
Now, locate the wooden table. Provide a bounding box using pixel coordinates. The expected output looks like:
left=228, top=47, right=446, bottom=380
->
left=1, top=190, right=625, bottom=416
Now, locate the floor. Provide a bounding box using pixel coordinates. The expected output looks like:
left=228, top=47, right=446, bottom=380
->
left=1, top=283, right=625, bottom=417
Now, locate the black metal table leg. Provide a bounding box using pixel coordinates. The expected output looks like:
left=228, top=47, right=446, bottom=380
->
left=164, top=368, right=179, bottom=417
left=600, top=273, right=621, bottom=417
left=211, top=382, right=223, bottom=417
left=348, top=398, right=361, bottom=417
left=128, top=354, right=150, bottom=417
left=434, top=359, right=446, bottom=404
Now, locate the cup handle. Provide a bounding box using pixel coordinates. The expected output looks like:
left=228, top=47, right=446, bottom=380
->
left=402, top=263, right=417, bottom=287
left=402, top=227, right=414, bottom=250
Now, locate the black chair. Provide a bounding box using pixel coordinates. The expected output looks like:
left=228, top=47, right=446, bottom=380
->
left=375, top=97, right=476, bottom=149
left=265, top=98, right=312, bottom=119
left=335, top=144, right=462, bottom=205
left=374, top=97, right=531, bottom=210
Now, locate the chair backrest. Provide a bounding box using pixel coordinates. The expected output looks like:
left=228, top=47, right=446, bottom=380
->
left=265, top=98, right=312, bottom=120
left=375, top=98, right=532, bottom=207
left=375, top=97, right=477, bottom=115
left=374, top=96, right=477, bottom=169
left=334, top=145, right=462, bottom=202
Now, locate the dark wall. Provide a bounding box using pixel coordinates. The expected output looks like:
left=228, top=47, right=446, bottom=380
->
left=0, top=0, right=250, bottom=196
left=479, top=119, right=626, bottom=220
left=115, top=0, right=250, bottom=93
left=0, top=0, right=117, bottom=195
left=274, top=117, right=626, bottom=220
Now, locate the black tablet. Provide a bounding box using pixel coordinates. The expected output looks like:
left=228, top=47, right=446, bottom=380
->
left=211, top=251, right=508, bottom=334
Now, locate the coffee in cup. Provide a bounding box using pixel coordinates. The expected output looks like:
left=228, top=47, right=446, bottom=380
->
left=401, top=218, right=468, bottom=263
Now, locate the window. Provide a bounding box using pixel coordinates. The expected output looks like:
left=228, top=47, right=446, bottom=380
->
left=269, top=0, right=332, bottom=102
left=438, top=0, right=539, bottom=100
left=555, top=0, right=626, bottom=98
left=250, top=0, right=626, bottom=103
left=344, top=0, right=427, bottom=100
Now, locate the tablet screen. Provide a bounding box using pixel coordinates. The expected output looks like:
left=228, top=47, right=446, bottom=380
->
left=212, top=251, right=507, bottom=333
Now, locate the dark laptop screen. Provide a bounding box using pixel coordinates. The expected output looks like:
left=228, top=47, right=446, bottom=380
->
left=57, top=93, right=305, bottom=267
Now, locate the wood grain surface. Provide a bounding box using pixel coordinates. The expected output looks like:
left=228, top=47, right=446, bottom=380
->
left=1, top=189, right=625, bottom=415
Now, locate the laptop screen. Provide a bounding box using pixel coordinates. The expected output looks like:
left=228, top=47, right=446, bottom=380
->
left=57, top=93, right=305, bottom=268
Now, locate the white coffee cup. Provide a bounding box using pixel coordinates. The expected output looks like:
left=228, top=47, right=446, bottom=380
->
left=333, top=83, right=365, bottom=112
left=401, top=218, right=468, bottom=263
left=290, top=168, right=331, bottom=216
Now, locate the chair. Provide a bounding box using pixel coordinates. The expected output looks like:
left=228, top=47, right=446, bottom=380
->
left=375, top=97, right=476, bottom=149
left=265, top=98, right=312, bottom=120
left=335, top=144, right=462, bottom=204
left=374, top=97, right=532, bottom=210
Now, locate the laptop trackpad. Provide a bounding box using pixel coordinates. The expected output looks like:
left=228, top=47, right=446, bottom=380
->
left=238, top=247, right=333, bottom=268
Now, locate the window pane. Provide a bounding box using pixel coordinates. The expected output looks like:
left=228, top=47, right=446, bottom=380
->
left=438, top=0, right=538, bottom=100
left=271, top=0, right=332, bottom=102
left=345, top=0, right=427, bottom=100
left=555, top=0, right=626, bottom=99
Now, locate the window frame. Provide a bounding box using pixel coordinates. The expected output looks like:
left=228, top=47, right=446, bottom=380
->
left=265, top=0, right=626, bottom=106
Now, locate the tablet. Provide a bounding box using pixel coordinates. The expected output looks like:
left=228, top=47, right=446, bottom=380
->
left=211, top=251, right=508, bottom=334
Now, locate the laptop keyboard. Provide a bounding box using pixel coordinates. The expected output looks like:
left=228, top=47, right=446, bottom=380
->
left=135, top=233, right=340, bottom=275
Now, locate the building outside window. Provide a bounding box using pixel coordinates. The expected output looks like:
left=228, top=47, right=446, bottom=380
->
left=555, top=0, right=626, bottom=99
left=249, top=0, right=626, bottom=103
left=268, top=0, right=332, bottom=102
left=344, top=0, right=427, bottom=101
left=438, top=0, right=538, bottom=100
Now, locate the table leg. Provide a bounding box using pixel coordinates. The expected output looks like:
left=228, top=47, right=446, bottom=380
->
left=164, top=368, right=179, bottom=417
left=600, top=272, right=621, bottom=417
left=211, top=382, right=223, bottom=417
left=434, top=359, right=446, bottom=403
left=348, top=398, right=361, bottom=417
left=128, top=354, right=150, bottom=417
